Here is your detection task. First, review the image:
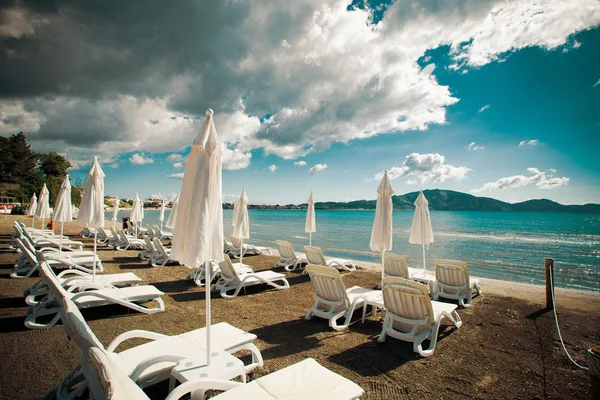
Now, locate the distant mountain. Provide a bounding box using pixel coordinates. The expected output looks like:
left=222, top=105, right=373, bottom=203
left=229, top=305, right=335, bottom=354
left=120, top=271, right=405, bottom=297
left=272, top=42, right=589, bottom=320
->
left=309, top=189, right=600, bottom=212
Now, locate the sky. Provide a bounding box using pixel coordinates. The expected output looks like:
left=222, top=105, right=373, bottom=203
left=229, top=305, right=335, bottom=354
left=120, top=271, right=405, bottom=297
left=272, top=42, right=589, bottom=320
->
left=0, top=0, right=599, bottom=205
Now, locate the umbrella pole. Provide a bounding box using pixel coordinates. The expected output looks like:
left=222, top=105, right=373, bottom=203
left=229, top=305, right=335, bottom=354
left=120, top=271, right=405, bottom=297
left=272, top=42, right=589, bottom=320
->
left=32, top=216, right=35, bottom=228
left=422, top=244, right=426, bottom=273
left=239, top=238, right=243, bottom=267
left=113, top=220, right=115, bottom=230
left=93, top=231, right=98, bottom=281
left=205, top=260, right=211, bottom=366
left=60, top=222, right=64, bottom=256
left=381, top=250, right=385, bottom=283
left=309, top=232, right=312, bottom=246
left=161, top=221, right=163, bottom=232
left=41, top=218, right=45, bottom=235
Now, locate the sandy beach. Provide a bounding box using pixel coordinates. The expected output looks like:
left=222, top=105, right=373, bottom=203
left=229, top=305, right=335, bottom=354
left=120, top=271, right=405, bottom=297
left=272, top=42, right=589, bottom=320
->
left=1, top=215, right=598, bottom=399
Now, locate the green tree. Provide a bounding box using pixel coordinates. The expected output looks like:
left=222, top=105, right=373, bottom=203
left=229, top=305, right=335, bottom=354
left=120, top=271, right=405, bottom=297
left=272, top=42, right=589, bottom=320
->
left=38, top=152, right=71, bottom=178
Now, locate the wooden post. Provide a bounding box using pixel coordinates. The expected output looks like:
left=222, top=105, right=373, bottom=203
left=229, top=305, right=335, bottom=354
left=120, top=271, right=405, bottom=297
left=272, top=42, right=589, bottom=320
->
left=545, top=258, right=554, bottom=310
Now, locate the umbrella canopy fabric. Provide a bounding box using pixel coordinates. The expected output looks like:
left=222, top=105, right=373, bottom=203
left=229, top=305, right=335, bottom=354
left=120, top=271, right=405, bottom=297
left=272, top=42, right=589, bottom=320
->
left=159, top=199, right=166, bottom=222
left=35, top=184, right=51, bottom=219
left=370, top=170, right=395, bottom=252
left=171, top=109, right=224, bottom=267
left=27, top=194, right=37, bottom=216
left=53, top=175, right=73, bottom=223
left=130, top=193, right=144, bottom=223
left=409, top=191, right=434, bottom=246
left=232, top=188, right=249, bottom=240
left=77, top=156, right=106, bottom=229
left=305, top=192, right=316, bottom=233
left=409, top=190, right=434, bottom=272
left=111, top=197, right=120, bottom=222
left=165, top=194, right=179, bottom=230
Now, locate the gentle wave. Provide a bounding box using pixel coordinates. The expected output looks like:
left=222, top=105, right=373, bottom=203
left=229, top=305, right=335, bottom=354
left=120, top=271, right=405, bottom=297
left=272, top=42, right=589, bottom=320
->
left=435, top=231, right=598, bottom=246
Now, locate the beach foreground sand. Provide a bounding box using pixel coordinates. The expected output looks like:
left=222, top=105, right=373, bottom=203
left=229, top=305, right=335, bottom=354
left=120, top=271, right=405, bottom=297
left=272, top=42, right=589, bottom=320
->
left=0, top=215, right=598, bottom=399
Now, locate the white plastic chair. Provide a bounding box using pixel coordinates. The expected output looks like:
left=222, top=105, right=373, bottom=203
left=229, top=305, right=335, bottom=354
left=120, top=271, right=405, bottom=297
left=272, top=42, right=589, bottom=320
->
left=214, top=254, right=289, bottom=298
left=117, top=229, right=145, bottom=250
left=302, top=246, right=356, bottom=275
left=433, top=259, right=482, bottom=307
left=274, top=240, right=308, bottom=271
left=377, top=277, right=463, bottom=357
left=150, top=237, right=176, bottom=267
left=305, top=264, right=380, bottom=331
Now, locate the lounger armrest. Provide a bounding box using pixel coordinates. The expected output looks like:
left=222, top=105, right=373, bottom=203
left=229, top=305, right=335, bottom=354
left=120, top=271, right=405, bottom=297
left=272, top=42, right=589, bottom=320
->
left=129, top=354, right=187, bottom=383
left=106, top=330, right=170, bottom=352
left=166, top=379, right=243, bottom=400
left=66, top=281, right=107, bottom=293
left=56, top=269, right=89, bottom=279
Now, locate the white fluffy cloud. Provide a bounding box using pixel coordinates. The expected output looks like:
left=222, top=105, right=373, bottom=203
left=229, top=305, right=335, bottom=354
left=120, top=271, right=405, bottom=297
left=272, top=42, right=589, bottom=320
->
left=478, top=104, right=490, bottom=113
left=167, top=154, right=184, bottom=163
left=519, top=139, right=539, bottom=147
left=377, top=153, right=471, bottom=184
left=309, top=163, right=328, bottom=174
left=221, top=147, right=252, bottom=171
left=129, top=153, right=154, bottom=165
left=268, top=164, right=278, bottom=172
left=294, top=161, right=307, bottom=167
left=465, top=142, right=484, bottom=151
left=167, top=172, right=184, bottom=179
left=172, top=162, right=184, bottom=169
left=1, top=0, right=599, bottom=167
left=471, top=167, right=569, bottom=193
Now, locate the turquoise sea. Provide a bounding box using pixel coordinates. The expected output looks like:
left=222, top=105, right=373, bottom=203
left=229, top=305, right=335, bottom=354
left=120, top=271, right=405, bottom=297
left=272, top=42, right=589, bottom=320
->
left=107, top=209, right=600, bottom=292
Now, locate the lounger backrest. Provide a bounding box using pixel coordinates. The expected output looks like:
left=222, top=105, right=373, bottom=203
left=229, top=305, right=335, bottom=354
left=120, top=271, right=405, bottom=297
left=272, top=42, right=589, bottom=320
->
left=86, top=347, right=149, bottom=400
left=143, top=236, right=154, bottom=252
left=384, top=254, right=409, bottom=279
left=305, top=265, right=349, bottom=306
left=218, top=254, right=240, bottom=283
left=39, top=260, right=70, bottom=300
left=60, top=298, right=105, bottom=352
left=152, top=225, right=162, bottom=236
left=16, top=238, right=39, bottom=265
left=230, top=236, right=244, bottom=249
left=110, top=227, right=120, bottom=240
left=382, top=277, right=434, bottom=325
left=304, top=246, right=327, bottom=266
left=276, top=240, right=296, bottom=259
left=152, top=238, right=169, bottom=259
left=118, top=229, right=130, bottom=244
left=434, top=259, right=469, bottom=288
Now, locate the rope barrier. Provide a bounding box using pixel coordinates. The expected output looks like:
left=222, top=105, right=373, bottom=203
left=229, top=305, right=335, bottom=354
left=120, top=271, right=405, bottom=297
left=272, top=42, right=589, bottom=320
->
left=549, top=270, right=588, bottom=371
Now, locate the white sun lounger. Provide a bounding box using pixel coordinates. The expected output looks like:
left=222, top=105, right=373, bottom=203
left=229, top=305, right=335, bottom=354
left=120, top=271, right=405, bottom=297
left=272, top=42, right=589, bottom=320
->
left=152, top=224, right=173, bottom=240
left=305, top=265, right=380, bottom=331
left=302, top=246, right=356, bottom=275
left=214, top=254, right=289, bottom=298
left=96, top=227, right=117, bottom=245
left=274, top=240, right=308, bottom=271
left=48, top=298, right=263, bottom=399
left=139, top=236, right=156, bottom=260
left=13, top=237, right=96, bottom=271
left=229, top=236, right=272, bottom=258
left=383, top=253, right=409, bottom=279
left=79, top=227, right=96, bottom=238
left=117, top=229, right=145, bottom=250
left=85, top=347, right=361, bottom=400
left=149, top=237, right=177, bottom=267
left=433, top=259, right=482, bottom=307
left=24, top=262, right=164, bottom=329
left=377, top=277, right=463, bottom=357
left=11, top=238, right=103, bottom=279
left=16, top=224, right=83, bottom=251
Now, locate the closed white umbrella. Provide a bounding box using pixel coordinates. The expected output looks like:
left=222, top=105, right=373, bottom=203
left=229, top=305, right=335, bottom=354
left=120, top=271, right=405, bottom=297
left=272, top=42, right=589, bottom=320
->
left=130, top=193, right=144, bottom=236
left=370, top=170, right=395, bottom=283
left=165, top=194, right=179, bottom=230
left=111, top=197, right=120, bottom=229
left=171, top=108, right=223, bottom=366
left=232, top=188, right=249, bottom=267
left=159, top=198, right=166, bottom=231
left=53, top=175, right=73, bottom=255
left=305, top=192, right=316, bottom=246
left=27, top=193, right=37, bottom=228
left=409, top=190, right=434, bottom=274
left=35, top=184, right=51, bottom=234
left=77, top=156, right=105, bottom=280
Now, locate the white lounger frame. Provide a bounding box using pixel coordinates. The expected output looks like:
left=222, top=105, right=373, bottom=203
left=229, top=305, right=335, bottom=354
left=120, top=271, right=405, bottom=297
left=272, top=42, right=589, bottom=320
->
left=214, top=254, right=289, bottom=298
left=302, top=246, right=356, bottom=275
left=274, top=240, right=308, bottom=271
left=378, top=277, right=462, bottom=357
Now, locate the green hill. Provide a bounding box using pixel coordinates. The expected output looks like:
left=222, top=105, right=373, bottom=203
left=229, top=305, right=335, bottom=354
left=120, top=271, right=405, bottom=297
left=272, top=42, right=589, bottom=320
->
left=310, top=189, right=600, bottom=212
